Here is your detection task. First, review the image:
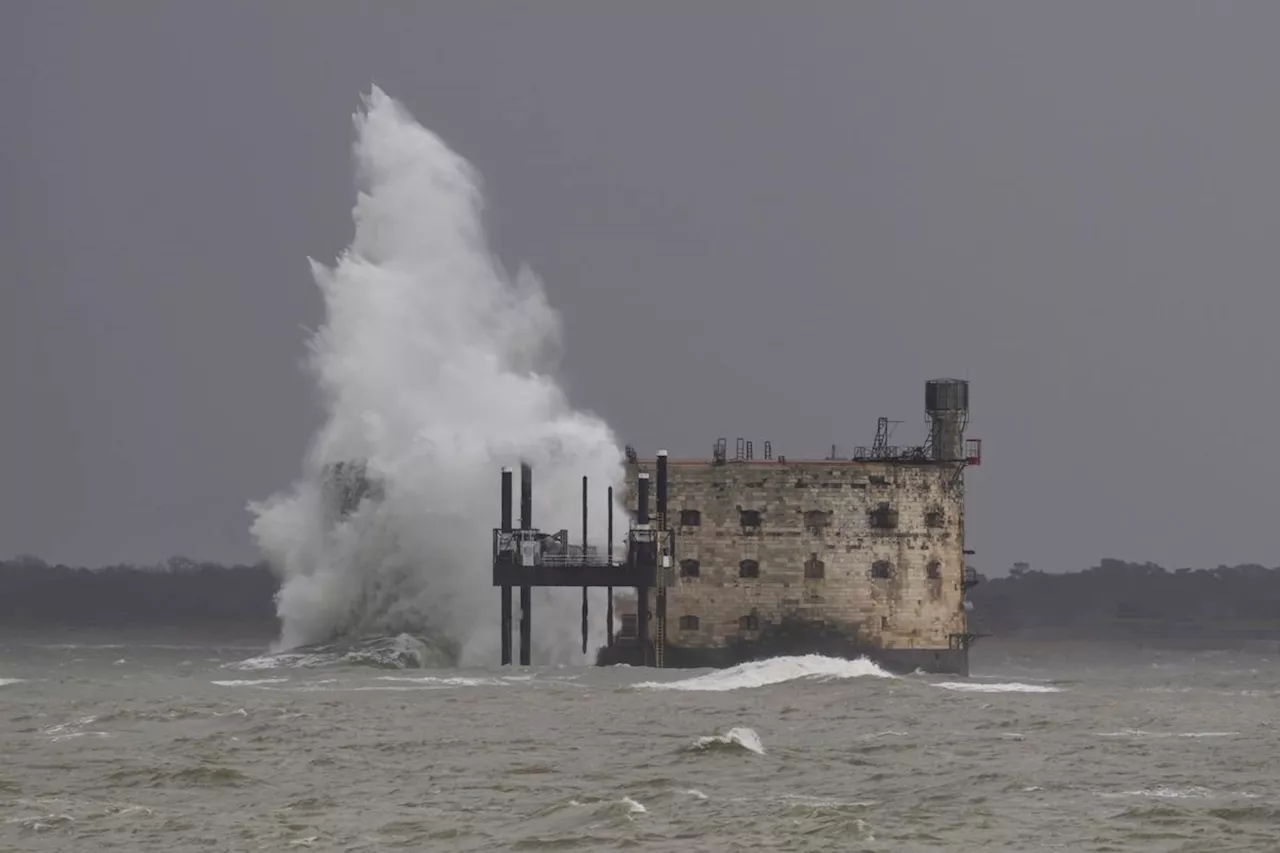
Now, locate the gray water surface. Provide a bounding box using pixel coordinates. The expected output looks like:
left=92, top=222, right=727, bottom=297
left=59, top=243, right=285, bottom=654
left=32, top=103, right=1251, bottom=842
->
left=2, top=637, right=1277, bottom=851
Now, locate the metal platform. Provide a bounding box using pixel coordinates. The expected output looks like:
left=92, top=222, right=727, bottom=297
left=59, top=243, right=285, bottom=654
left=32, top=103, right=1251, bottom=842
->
left=491, top=458, right=673, bottom=667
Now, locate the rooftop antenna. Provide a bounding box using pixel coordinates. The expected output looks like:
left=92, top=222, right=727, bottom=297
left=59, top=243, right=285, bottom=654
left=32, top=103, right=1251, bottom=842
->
left=871, top=417, right=904, bottom=458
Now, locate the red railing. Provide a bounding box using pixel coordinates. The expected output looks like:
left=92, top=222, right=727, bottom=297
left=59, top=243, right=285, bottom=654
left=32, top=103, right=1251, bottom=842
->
left=965, top=438, right=982, bottom=466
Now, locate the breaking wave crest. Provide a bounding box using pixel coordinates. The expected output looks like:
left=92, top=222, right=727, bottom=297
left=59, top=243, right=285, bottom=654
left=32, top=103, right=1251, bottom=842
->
left=690, top=727, right=766, bottom=755
left=229, top=633, right=456, bottom=671
left=635, top=655, right=895, bottom=692
left=247, top=86, right=625, bottom=667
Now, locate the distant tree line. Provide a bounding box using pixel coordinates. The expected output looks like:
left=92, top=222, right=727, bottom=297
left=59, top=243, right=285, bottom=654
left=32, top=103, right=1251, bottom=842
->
left=0, top=555, right=279, bottom=629
left=969, top=559, right=1280, bottom=638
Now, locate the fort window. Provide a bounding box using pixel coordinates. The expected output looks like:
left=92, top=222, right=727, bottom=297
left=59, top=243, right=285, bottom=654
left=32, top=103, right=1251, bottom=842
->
left=927, top=560, right=941, bottom=580
left=739, top=614, right=759, bottom=631
left=678, top=615, right=700, bottom=631
left=680, top=558, right=701, bottom=579
left=869, top=474, right=888, bottom=485
left=880, top=616, right=889, bottom=629
left=739, top=509, right=761, bottom=529
left=679, top=509, right=701, bottom=527
left=925, top=510, right=944, bottom=528
left=869, top=502, right=899, bottom=529
left=804, top=553, right=825, bottom=579
left=739, top=559, right=760, bottom=579
left=804, top=510, right=829, bottom=532
left=620, top=614, right=637, bottom=637
left=871, top=560, right=893, bottom=580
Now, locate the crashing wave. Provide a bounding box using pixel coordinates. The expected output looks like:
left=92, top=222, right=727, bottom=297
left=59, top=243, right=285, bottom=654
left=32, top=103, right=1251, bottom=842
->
left=247, top=86, right=625, bottom=667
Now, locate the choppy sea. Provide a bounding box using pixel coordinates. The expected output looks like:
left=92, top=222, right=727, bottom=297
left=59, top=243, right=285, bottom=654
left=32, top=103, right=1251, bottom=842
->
left=1, top=634, right=1276, bottom=851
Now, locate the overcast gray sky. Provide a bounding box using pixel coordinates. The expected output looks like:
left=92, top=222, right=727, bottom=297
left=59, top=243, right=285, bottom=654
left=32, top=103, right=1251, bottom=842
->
left=4, top=2, right=1279, bottom=573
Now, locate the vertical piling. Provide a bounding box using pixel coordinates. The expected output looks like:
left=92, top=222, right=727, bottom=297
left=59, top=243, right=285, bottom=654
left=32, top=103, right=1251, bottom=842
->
left=636, top=472, right=650, bottom=665
left=500, top=467, right=513, bottom=666
left=519, top=462, right=532, bottom=666
left=637, top=472, right=650, bottom=526
left=581, top=475, right=588, bottom=655
left=606, top=485, right=614, bottom=648
left=655, top=450, right=668, bottom=668
left=656, top=450, right=668, bottom=528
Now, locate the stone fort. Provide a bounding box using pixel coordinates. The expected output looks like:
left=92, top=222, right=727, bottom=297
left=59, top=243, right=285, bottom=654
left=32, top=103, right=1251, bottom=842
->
left=599, top=378, right=981, bottom=675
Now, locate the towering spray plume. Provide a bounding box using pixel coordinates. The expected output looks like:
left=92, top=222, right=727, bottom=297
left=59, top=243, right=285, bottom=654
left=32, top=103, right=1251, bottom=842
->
left=249, top=87, right=625, bottom=666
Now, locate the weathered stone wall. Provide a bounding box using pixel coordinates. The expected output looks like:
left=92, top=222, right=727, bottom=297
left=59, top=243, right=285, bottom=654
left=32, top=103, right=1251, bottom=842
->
left=619, top=458, right=968, bottom=651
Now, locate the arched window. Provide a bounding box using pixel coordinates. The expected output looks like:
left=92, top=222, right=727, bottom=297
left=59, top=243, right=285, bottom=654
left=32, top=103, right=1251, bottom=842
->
left=739, top=559, right=760, bottom=579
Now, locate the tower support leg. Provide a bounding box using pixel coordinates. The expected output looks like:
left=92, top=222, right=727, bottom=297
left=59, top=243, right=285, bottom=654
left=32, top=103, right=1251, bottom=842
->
left=606, top=587, right=614, bottom=647
left=520, top=586, right=531, bottom=666
left=500, top=586, right=512, bottom=665
left=636, top=585, right=649, bottom=666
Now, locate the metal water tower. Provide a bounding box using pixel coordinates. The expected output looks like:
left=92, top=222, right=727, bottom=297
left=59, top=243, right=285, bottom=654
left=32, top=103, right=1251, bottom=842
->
left=925, top=379, right=970, bottom=462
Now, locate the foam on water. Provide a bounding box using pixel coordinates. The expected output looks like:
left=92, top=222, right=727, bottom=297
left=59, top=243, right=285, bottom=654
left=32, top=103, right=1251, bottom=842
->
left=211, top=678, right=290, bottom=687
left=374, top=675, right=506, bottom=687
left=635, top=654, right=894, bottom=692
left=247, top=86, right=626, bottom=667
left=0, top=678, right=26, bottom=686
left=41, top=716, right=112, bottom=743
left=231, top=652, right=339, bottom=671
left=933, top=681, right=1064, bottom=693
left=1098, top=729, right=1240, bottom=738
left=1099, top=786, right=1261, bottom=800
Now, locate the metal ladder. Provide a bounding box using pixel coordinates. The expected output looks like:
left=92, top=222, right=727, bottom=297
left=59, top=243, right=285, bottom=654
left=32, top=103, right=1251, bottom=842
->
left=654, top=587, right=666, bottom=668
left=654, top=536, right=667, bottom=668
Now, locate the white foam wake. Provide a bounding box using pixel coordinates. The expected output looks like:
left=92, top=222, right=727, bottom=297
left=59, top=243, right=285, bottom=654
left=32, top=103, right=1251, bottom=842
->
left=247, top=87, right=626, bottom=667
left=933, top=681, right=1063, bottom=693
left=0, top=678, right=26, bottom=687
left=636, top=655, right=894, bottom=692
